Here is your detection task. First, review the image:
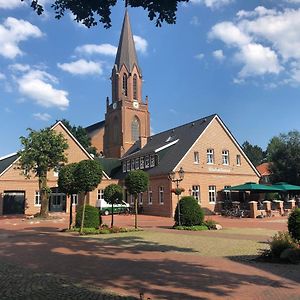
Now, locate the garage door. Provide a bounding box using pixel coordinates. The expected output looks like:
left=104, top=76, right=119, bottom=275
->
left=3, top=191, right=25, bottom=215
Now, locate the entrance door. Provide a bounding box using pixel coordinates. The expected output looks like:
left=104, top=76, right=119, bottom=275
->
left=49, top=193, right=66, bottom=212
left=3, top=191, right=25, bottom=215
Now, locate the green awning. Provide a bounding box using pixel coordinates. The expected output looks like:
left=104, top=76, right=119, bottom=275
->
left=228, top=182, right=281, bottom=192
left=272, top=182, right=300, bottom=191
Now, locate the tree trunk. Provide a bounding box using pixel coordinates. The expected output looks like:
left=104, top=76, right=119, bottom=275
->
left=134, top=195, right=138, bottom=229
left=39, top=173, right=49, bottom=218
left=80, top=193, right=87, bottom=234
left=111, top=202, right=114, bottom=228
left=69, top=194, right=73, bottom=230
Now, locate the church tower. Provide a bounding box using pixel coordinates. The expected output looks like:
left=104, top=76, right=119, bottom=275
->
left=104, top=11, right=150, bottom=158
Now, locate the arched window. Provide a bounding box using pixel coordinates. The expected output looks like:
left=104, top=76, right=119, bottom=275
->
left=122, top=73, right=128, bottom=96
left=113, top=117, right=119, bottom=145
left=133, top=74, right=138, bottom=100
left=131, top=116, right=140, bottom=142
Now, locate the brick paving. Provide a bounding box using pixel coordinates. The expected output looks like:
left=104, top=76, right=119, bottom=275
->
left=0, top=214, right=299, bottom=300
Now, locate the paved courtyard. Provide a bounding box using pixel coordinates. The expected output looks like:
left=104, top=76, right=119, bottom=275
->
left=0, top=214, right=299, bottom=299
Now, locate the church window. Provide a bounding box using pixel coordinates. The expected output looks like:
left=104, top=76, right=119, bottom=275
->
left=131, top=116, right=140, bottom=142
left=122, top=73, right=128, bottom=96
left=133, top=74, right=138, bottom=99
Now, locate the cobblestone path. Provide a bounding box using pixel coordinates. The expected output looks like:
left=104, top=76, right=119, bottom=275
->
left=0, top=261, right=136, bottom=300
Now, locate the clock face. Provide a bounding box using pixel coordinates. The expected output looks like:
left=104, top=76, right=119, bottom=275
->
left=113, top=102, right=117, bottom=109
left=133, top=101, right=139, bottom=109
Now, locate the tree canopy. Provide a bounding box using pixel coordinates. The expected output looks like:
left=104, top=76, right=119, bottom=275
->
left=242, top=141, right=265, bottom=167
left=24, top=0, right=189, bottom=28
left=61, top=119, right=97, bottom=156
left=268, top=131, right=300, bottom=185
left=18, top=127, right=68, bottom=217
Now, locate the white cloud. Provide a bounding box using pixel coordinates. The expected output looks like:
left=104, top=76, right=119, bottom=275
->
left=195, top=53, right=205, bottom=60
left=209, top=6, right=300, bottom=83
left=190, top=0, right=234, bottom=9
left=236, top=43, right=281, bottom=77
left=213, top=49, right=225, bottom=61
left=133, top=35, right=148, bottom=54
left=9, top=63, right=31, bottom=72
left=0, top=17, right=42, bottom=59
left=76, top=44, right=117, bottom=56
left=33, top=112, right=51, bottom=121
left=17, top=69, right=69, bottom=110
left=0, top=73, right=6, bottom=80
left=0, top=0, right=24, bottom=9
left=57, top=59, right=103, bottom=75
left=190, top=16, right=200, bottom=26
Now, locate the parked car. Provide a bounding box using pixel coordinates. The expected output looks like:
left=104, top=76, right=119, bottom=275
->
left=96, top=198, right=130, bottom=216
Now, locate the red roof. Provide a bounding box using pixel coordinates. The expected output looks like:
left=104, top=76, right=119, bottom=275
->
left=256, top=162, right=271, bottom=176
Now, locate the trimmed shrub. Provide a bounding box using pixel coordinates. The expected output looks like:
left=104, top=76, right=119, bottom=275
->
left=76, top=205, right=100, bottom=229
left=288, top=208, right=300, bottom=241
left=174, top=196, right=204, bottom=226
left=269, top=231, right=298, bottom=258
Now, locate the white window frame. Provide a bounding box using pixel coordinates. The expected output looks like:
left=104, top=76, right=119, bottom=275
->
left=135, top=158, right=140, bottom=169
left=224, top=186, right=231, bottom=202
left=222, top=150, right=229, bottom=165
left=150, top=155, right=155, bottom=167
left=97, top=189, right=104, bottom=201
left=131, top=159, right=135, bottom=170
left=192, top=185, right=200, bottom=202
left=145, top=156, right=150, bottom=168
left=53, top=166, right=59, bottom=177
left=194, top=151, right=200, bottom=164
left=72, top=194, right=78, bottom=205
left=127, top=160, right=131, bottom=171
left=34, top=191, right=41, bottom=206
left=148, top=188, right=152, bottom=205
left=159, top=186, right=164, bottom=204
left=236, top=154, right=241, bottom=166
left=123, top=162, right=126, bottom=173
left=140, top=157, right=145, bottom=169
left=208, top=185, right=216, bottom=203
left=138, top=192, right=143, bottom=205
left=207, top=149, right=214, bottom=164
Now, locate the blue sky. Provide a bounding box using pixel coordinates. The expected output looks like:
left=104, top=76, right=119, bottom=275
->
left=1, top=0, right=300, bottom=157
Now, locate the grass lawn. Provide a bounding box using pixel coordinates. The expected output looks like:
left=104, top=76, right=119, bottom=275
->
left=82, top=227, right=271, bottom=258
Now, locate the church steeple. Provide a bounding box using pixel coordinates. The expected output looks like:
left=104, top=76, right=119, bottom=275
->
left=115, top=10, right=141, bottom=74
left=104, top=10, right=150, bottom=158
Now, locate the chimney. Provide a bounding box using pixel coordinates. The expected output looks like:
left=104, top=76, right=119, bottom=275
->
left=139, top=136, right=148, bottom=149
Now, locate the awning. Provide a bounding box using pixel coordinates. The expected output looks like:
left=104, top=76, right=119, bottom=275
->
left=272, top=182, right=300, bottom=191
left=227, top=182, right=281, bottom=192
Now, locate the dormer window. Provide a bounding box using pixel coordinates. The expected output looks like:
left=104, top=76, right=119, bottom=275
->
left=135, top=158, right=140, bottom=169
left=150, top=155, right=155, bottom=167
left=140, top=157, right=145, bottom=169
left=123, top=162, right=126, bottom=173
left=145, top=156, right=150, bottom=168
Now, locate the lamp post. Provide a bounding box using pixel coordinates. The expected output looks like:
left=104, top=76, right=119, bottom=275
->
left=168, top=167, right=185, bottom=226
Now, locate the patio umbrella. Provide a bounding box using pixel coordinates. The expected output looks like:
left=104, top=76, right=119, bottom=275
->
left=272, top=182, right=300, bottom=191
left=227, top=182, right=281, bottom=192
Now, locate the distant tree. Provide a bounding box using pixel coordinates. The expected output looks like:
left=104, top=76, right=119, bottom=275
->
left=267, top=131, right=300, bottom=185
left=58, top=163, right=79, bottom=229
left=75, top=160, right=103, bottom=233
left=18, top=128, right=68, bottom=217
left=23, top=0, right=189, bottom=28
left=104, top=184, right=123, bottom=227
left=125, top=170, right=149, bottom=229
left=61, top=119, right=97, bottom=156
left=242, top=141, right=265, bottom=167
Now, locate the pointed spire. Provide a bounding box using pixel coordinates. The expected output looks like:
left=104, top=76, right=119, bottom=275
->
left=115, top=10, right=141, bottom=74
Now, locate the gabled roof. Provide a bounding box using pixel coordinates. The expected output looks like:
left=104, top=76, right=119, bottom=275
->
left=256, top=162, right=271, bottom=176
left=0, top=153, right=19, bottom=177
left=121, top=114, right=216, bottom=176
left=85, top=120, right=105, bottom=135
left=114, top=10, right=141, bottom=74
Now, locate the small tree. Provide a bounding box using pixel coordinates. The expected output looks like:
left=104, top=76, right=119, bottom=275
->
left=75, top=160, right=103, bottom=233
left=288, top=208, right=300, bottom=241
left=174, top=196, right=204, bottom=226
left=58, top=163, right=79, bottom=229
left=18, top=128, right=68, bottom=217
left=125, top=170, right=149, bottom=229
left=104, top=184, right=123, bottom=227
